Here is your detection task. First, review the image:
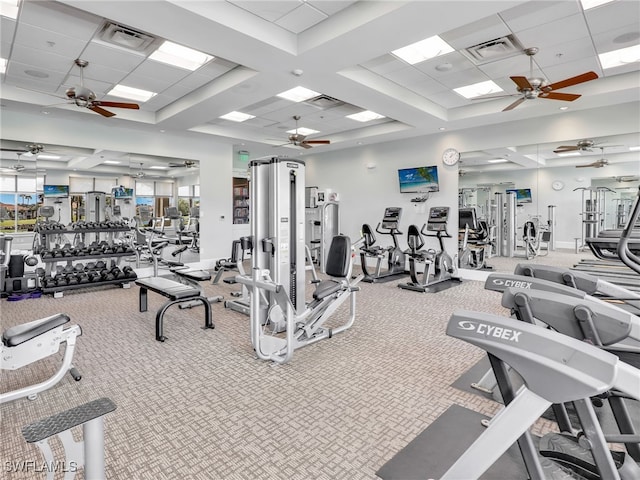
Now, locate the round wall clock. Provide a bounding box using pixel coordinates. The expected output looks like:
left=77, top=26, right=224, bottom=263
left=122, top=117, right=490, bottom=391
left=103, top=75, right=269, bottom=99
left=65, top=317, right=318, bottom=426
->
left=552, top=180, right=565, bottom=191
left=442, top=148, right=460, bottom=166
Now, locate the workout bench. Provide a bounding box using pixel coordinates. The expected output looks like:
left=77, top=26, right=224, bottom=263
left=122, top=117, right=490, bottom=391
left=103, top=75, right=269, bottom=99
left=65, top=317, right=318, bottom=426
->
left=135, top=276, right=214, bottom=341
left=1, top=313, right=82, bottom=404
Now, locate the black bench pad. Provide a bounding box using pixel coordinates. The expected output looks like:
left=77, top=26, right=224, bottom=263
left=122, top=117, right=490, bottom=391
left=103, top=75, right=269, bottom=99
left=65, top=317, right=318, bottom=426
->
left=3, top=314, right=70, bottom=347
left=172, top=269, right=212, bottom=282
left=136, top=277, right=199, bottom=299
left=22, top=397, right=116, bottom=443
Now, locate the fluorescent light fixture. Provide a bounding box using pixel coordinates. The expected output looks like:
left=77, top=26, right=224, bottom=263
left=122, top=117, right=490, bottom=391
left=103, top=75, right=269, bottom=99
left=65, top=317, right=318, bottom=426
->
left=107, top=84, right=156, bottom=102
left=454, top=80, right=504, bottom=99
left=392, top=35, right=454, bottom=65
left=488, top=158, right=508, bottom=163
left=149, top=41, right=213, bottom=71
left=36, top=154, right=61, bottom=160
left=277, top=86, right=319, bottom=102
left=599, top=44, right=640, bottom=69
left=103, top=160, right=121, bottom=165
left=346, top=110, right=385, bottom=122
left=287, top=127, right=319, bottom=136
left=149, top=165, right=169, bottom=170
left=629, top=146, right=640, bottom=151
left=580, top=0, right=614, bottom=10
left=0, top=0, right=19, bottom=19
left=559, top=106, right=569, bottom=110
left=556, top=151, right=582, bottom=157
left=219, top=111, right=255, bottom=122
left=0, top=57, right=6, bottom=74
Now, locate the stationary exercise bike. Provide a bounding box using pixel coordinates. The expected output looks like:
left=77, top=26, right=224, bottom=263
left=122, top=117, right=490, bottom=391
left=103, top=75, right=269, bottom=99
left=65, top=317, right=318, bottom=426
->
left=360, top=207, right=407, bottom=283
left=398, top=206, right=461, bottom=293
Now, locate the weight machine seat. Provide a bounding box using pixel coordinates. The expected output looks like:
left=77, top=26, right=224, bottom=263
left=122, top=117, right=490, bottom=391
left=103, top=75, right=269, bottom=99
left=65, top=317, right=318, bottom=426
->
left=3, top=314, right=70, bottom=347
left=171, top=268, right=212, bottom=282
left=313, top=235, right=353, bottom=301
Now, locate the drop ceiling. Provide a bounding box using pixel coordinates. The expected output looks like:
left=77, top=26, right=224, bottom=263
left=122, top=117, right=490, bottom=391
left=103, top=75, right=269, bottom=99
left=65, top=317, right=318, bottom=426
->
left=1, top=0, right=639, bottom=175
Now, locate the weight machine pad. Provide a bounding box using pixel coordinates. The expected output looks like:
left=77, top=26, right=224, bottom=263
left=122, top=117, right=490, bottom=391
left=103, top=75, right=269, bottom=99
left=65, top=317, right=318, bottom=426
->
left=3, top=313, right=70, bottom=347
left=376, top=404, right=528, bottom=479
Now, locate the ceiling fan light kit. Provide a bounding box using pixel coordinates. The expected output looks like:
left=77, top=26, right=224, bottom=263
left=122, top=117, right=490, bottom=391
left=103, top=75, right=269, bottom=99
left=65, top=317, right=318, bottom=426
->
left=279, top=115, right=331, bottom=149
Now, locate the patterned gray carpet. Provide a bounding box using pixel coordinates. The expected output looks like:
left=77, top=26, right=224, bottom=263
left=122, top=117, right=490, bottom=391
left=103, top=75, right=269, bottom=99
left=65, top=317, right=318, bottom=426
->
left=0, top=250, right=590, bottom=479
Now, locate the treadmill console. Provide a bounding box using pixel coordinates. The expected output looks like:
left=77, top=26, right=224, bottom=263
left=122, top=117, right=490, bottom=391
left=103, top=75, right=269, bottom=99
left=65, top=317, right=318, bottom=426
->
left=427, top=206, right=450, bottom=232
left=381, top=207, right=402, bottom=230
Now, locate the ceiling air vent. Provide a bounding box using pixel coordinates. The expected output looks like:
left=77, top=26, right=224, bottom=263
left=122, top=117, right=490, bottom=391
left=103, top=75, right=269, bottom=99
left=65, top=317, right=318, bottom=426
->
left=98, top=22, right=158, bottom=52
left=462, top=35, right=524, bottom=65
left=304, top=94, right=345, bottom=110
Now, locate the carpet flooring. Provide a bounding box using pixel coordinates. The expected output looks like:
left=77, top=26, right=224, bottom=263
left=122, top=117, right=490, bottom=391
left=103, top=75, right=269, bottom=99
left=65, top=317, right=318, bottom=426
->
left=0, top=249, right=610, bottom=479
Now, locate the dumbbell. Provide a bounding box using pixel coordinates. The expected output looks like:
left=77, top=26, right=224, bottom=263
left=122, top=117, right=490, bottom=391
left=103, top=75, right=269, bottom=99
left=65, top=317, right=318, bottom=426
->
left=67, top=275, right=79, bottom=286
left=56, top=275, right=69, bottom=287
left=77, top=272, right=90, bottom=284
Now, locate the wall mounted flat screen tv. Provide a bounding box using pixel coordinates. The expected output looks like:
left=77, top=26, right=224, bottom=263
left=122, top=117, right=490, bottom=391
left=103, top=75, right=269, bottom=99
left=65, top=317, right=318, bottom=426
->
left=112, top=186, right=134, bottom=199
left=398, top=165, right=439, bottom=193
left=43, top=185, right=69, bottom=198
left=506, top=188, right=532, bottom=204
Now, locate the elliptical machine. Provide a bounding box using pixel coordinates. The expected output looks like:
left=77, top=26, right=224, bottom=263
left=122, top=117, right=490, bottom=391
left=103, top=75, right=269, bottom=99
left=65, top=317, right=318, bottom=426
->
left=398, top=206, right=461, bottom=293
left=360, top=207, right=407, bottom=283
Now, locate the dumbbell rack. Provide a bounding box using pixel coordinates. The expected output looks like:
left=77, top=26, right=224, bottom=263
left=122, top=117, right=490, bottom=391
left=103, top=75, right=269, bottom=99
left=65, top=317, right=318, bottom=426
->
left=36, top=224, right=137, bottom=298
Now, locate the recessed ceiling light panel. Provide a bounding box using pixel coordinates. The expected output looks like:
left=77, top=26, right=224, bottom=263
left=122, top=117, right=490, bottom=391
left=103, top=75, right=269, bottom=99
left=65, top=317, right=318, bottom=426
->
left=149, top=41, right=213, bottom=71
left=277, top=86, right=320, bottom=102
left=599, top=44, right=640, bottom=69
left=346, top=110, right=385, bottom=122
left=107, top=84, right=157, bottom=102
left=454, top=80, right=503, bottom=99
left=392, top=35, right=454, bottom=65
left=286, top=127, right=319, bottom=136
left=0, top=0, right=19, bottom=19
left=220, top=111, right=255, bottom=122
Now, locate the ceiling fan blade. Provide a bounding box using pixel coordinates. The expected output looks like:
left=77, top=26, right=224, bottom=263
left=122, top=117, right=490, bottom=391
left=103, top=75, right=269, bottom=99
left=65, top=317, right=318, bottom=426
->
left=502, top=97, right=526, bottom=111
left=0, top=148, right=28, bottom=152
left=554, top=145, right=580, bottom=152
left=544, top=71, right=598, bottom=92
left=304, top=140, right=330, bottom=145
left=95, top=101, right=140, bottom=110
left=510, top=76, right=533, bottom=90
left=540, top=92, right=581, bottom=101
left=299, top=142, right=313, bottom=149
left=89, top=105, right=116, bottom=117
left=575, top=164, right=594, bottom=168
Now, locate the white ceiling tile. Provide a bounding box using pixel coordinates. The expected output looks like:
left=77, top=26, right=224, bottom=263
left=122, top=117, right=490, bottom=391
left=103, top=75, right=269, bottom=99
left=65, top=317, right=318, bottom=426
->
left=435, top=67, right=490, bottom=89
left=131, top=60, right=192, bottom=85
left=414, top=52, right=477, bottom=79
left=499, top=1, right=581, bottom=33
left=12, top=23, right=87, bottom=60
left=512, top=13, right=591, bottom=50
left=408, top=77, right=449, bottom=97
left=80, top=41, right=146, bottom=75
left=65, top=63, right=129, bottom=86
left=173, top=73, right=217, bottom=93
left=275, top=3, right=327, bottom=34
left=139, top=94, right=175, bottom=111
left=1, top=41, right=11, bottom=59
left=3, top=71, right=65, bottom=97
left=441, top=14, right=511, bottom=50
left=534, top=37, right=597, bottom=68
left=431, top=90, right=469, bottom=109
left=585, top=0, right=640, bottom=36
left=592, top=25, right=640, bottom=55
left=382, top=66, right=430, bottom=87
left=477, top=54, right=535, bottom=79
left=118, top=72, right=175, bottom=95
left=10, top=44, right=75, bottom=76
left=245, top=97, right=292, bottom=116
left=360, top=54, right=407, bottom=75
left=228, top=1, right=300, bottom=22
left=18, top=0, right=102, bottom=42
left=307, top=1, right=355, bottom=17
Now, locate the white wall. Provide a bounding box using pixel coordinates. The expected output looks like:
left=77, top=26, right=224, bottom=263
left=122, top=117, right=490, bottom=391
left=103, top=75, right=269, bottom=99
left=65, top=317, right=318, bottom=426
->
left=305, top=102, right=640, bottom=252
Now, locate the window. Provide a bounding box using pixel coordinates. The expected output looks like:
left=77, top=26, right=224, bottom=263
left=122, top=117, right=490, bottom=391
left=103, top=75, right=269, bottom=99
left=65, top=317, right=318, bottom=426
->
left=0, top=174, right=39, bottom=233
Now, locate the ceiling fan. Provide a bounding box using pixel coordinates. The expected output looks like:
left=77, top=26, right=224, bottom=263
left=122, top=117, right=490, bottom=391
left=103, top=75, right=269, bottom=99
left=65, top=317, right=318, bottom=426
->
left=280, top=116, right=331, bottom=149
left=0, top=152, right=36, bottom=174
left=63, top=59, right=140, bottom=117
left=554, top=139, right=621, bottom=154
left=168, top=160, right=197, bottom=168
left=576, top=147, right=609, bottom=168
left=0, top=143, right=45, bottom=156
left=477, top=48, right=598, bottom=111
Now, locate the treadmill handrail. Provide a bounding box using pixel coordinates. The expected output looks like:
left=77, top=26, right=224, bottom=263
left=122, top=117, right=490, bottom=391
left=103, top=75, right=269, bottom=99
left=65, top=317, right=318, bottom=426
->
left=618, top=186, right=640, bottom=274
